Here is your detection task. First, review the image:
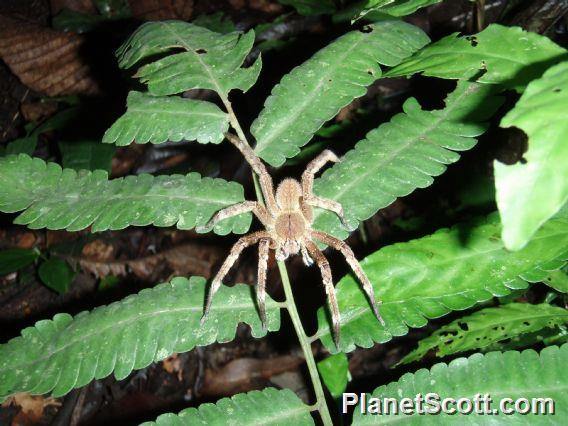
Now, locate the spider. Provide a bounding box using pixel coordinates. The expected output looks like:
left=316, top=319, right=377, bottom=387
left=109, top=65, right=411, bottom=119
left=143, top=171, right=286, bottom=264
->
left=198, top=133, right=384, bottom=346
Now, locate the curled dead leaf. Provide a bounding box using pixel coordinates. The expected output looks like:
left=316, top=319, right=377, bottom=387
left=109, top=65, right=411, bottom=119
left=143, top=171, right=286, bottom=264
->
left=2, top=393, right=61, bottom=423
left=0, top=16, right=100, bottom=96
left=128, top=0, right=193, bottom=21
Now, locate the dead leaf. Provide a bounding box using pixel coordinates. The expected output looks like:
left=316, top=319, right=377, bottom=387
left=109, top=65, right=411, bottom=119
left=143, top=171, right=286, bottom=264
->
left=162, top=353, right=183, bottom=381
left=2, top=393, right=61, bottom=423
left=20, top=100, right=58, bottom=123
left=81, top=239, right=114, bottom=262
left=0, top=16, right=100, bottom=96
left=50, top=0, right=97, bottom=15
left=203, top=355, right=303, bottom=396
left=128, top=0, right=193, bottom=21
left=70, top=243, right=223, bottom=279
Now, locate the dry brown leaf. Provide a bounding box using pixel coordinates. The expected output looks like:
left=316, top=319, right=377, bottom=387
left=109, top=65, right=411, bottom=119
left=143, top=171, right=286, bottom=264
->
left=2, top=393, right=61, bottom=423
left=81, top=239, right=114, bottom=262
left=128, top=0, right=193, bottom=21
left=20, top=100, right=59, bottom=123
left=162, top=353, right=183, bottom=381
left=72, top=243, right=222, bottom=279
left=0, top=16, right=100, bottom=96
left=50, top=0, right=97, bottom=15
left=203, top=355, right=303, bottom=396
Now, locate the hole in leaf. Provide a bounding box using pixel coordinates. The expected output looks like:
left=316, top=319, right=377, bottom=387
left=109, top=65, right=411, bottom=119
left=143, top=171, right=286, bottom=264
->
left=458, top=322, right=469, bottom=331
left=360, top=25, right=373, bottom=33
left=523, top=321, right=530, bottom=326
left=466, top=35, right=478, bottom=47
left=367, top=70, right=373, bottom=75
left=196, top=48, right=207, bottom=54
left=553, top=88, right=561, bottom=93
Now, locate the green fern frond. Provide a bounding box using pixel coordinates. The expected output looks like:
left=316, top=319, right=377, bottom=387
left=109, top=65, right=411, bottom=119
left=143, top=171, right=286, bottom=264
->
left=0, top=154, right=250, bottom=234
left=103, top=91, right=229, bottom=146
left=0, top=277, right=280, bottom=400
left=142, top=388, right=313, bottom=425
left=117, top=21, right=261, bottom=97
left=316, top=212, right=568, bottom=353
left=251, top=20, right=430, bottom=167
left=312, top=80, right=503, bottom=239
left=400, top=303, right=568, bottom=364
left=353, top=344, right=568, bottom=424
left=386, top=24, right=567, bottom=91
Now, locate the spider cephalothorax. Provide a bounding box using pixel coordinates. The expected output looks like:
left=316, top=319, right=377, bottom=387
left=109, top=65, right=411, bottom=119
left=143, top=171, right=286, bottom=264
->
left=199, top=133, right=384, bottom=346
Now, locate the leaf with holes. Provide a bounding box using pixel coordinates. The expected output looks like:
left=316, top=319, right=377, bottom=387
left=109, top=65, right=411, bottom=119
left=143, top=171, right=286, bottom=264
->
left=142, top=388, right=313, bottom=425
left=315, top=211, right=568, bottom=353
left=103, top=91, right=229, bottom=146
left=0, top=155, right=250, bottom=235
left=251, top=20, right=429, bottom=167
left=399, top=303, right=568, bottom=365
left=353, top=344, right=568, bottom=424
left=117, top=21, right=261, bottom=98
left=386, top=24, right=567, bottom=91
left=0, top=276, right=280, bottom=400
left=495, top=62, right=568, bottom=251
left=312, top=80, right=503, bottom=240
left=544, top=269, right=568, bottom=293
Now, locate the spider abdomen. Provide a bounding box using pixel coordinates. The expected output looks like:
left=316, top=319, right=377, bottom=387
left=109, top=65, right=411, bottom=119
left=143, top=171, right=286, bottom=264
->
left=275, top=212, right=306, bottom=240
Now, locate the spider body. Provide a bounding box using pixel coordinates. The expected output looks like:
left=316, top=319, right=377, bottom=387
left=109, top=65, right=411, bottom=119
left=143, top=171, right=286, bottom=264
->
left=199, top=134, right=384, bottom=346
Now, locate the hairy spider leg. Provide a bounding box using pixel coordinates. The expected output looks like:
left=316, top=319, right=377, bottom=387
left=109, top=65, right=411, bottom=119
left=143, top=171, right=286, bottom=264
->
left=301, top=150, right=352, bottom=230
left=225, top=133, right=278, bottom=214
left=257, top=238, right=270, bottom=329
left=305, top=240, right=341, bottom=348
left=311, top=230, right=385, bottom=326
left=196, top=201, right=271, bottom=232
left=201, top=231, right=271, bottom=325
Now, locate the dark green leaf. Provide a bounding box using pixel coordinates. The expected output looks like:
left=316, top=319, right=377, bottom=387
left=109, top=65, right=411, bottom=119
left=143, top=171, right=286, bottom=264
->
left=142, top=388, right=313, bottom=425
left=38, top=258, right=75, bottom=294
left=278, top=0, right=336, bottom=15
left=0, top=276, right=280, bottom=399
left=312, top=80, right=503, bottom=240
left=316, top=212, right=568, bottom=353
left=317, top=353, right=349, bottom=399
left=252, top=20, right=429, bottom=166
left=103, top=91, right=229, bottom=146
left=59, top=140, right=115, bottom=172
left=0, top=154, right=250, bottom=235
left=353, top=344, right=568, bottom=424
left=386, top=24, right=567, bottom=91
left=0, top=248, right=39, bottom=276
left=400, top=303, right=568, bottom=364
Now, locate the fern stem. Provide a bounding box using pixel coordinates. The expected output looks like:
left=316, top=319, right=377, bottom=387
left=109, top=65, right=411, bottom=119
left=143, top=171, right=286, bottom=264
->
left=223, top=99, right=333, bottom=425
left=277, top=261, right=334, bottom=426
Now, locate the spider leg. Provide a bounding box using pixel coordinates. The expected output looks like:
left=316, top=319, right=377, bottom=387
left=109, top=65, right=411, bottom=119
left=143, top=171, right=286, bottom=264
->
left=257, top=238, right=271, bottom=330
left=301, top=245, right=314, bottom=266
left=304, top=196, right=353, bottom=231
left=304, top=240, right=341, bottom=348
left=197, top=201, right=270, bottom=232
left=311, top=230, right=385, bottom=326
left=201, top=231, right=270, bottom=325
left=225, top=133, right=278, bottom=214
left=301, top=149, right=339, bottom=197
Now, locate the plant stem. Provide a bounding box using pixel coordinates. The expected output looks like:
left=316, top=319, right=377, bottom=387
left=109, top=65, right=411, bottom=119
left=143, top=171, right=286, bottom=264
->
left=278, top=261, right=334, bottom=426
left=223, top=98, right=333, bottom=425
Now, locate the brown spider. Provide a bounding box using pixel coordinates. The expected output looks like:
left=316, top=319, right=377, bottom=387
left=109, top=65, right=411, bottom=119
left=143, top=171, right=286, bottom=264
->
left=198, top=133, right=384, bottom=346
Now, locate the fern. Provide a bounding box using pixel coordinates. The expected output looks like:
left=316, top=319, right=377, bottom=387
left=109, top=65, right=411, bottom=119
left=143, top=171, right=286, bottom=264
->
left=251, top=20, right=430, bottom=166
left=315, top=211, right=568, bottom=353
left=0, top=277, right=280, bottom=399
left=386, top=24, right=567, bottom=90
left=142, top=388, right=313, bottom=425
left=353, top=344, right=568, bottom=424
left=312, top=80, right=503, bottom=239
left=117, top=21, right=261, bottom=98
left=0, top=154, right=250, bottom=234
left=102, top=91, right=230, bottom=146
left=399, top=303, right=568, bottom=364
left=495, top=62, right=568, bottom=250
